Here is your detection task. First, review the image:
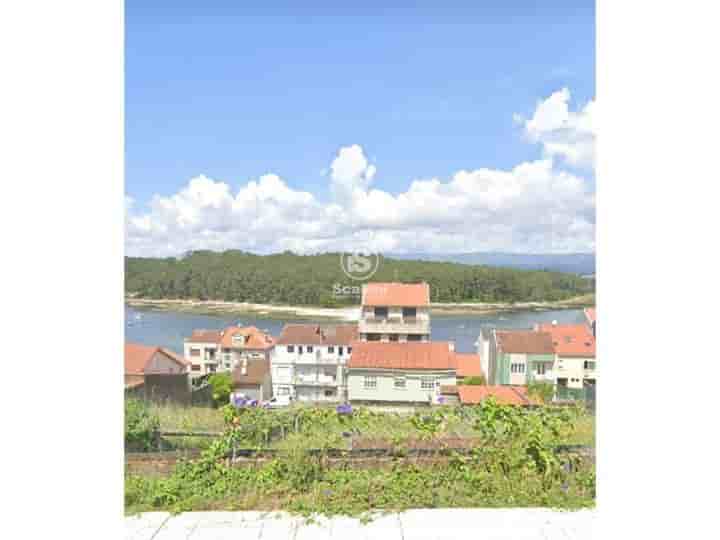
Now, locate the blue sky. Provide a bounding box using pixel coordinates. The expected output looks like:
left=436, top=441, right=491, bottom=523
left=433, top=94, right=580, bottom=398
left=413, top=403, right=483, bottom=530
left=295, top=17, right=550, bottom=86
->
left=126, top=1, right=595, bottom=256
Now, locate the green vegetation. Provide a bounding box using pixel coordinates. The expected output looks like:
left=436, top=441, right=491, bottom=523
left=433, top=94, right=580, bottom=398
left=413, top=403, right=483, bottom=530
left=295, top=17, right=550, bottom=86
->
left=125, top=251, right=593, bottom=305
left=528, top=382, right=556, bottom=404
left=126, top=403, right=595, bottom=516
left=462, top=375, right=487, bottom=385
left=208, top=373, right=232, bottom=406
left=125, top=399, right=160, bottom=451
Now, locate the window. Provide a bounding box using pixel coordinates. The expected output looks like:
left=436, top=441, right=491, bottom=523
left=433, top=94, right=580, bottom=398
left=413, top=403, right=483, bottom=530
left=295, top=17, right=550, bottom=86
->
left=338, top=347, right=344, bottom=355
left=374, top=307, right=388, bottom=319
left=584, top=361, right=596, bottom=370
left=367, top=334, right=381, bottom=341
left=511, top=363, right=525, bottom=374
left=191, top=364, right=201, bottom=371
left=307, top=346, right=313, bottom=353
left=402, top=307, right=417, bottom=319
left=324, top=389, right=335, bottom=397
left=536, top=363, right=546, bottom=375
left=232, top=335, right=244, bottom=345
left=225, top=363, right=231, bottom=369
left=407, top=334, right=422, bottom=342
left=189, top=348, right=200, bottom=357
left=328, top=346, right=335, bottom=353
left=278, top=386, right=290, bottom=396
left=389, top=334, right=399, bottom=342
left=421, top=377, right=434, bottom=390
left=394, top=376, right=406, bottom=389
left=364, top=376, right=377, bottom=389
left=287, top=345, right=294, bottom=353
left=348, top=347, right=352, bottom=354
left=298, top=346, right=303, bottom=354
left=208, top=365, right=217, bottom=373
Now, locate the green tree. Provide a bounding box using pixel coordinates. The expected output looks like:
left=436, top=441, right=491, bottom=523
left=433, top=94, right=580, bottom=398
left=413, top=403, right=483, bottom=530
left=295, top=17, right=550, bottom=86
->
left=208, top=373, right=233, bottom=406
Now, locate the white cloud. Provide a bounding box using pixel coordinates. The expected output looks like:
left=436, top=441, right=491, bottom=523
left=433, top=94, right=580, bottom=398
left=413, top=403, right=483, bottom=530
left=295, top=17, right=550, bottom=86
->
left=329, top=144, right=377, bottom=204
left=522, top=88, right=595, bottom=170
left=126, top=89, right=596, bottom=257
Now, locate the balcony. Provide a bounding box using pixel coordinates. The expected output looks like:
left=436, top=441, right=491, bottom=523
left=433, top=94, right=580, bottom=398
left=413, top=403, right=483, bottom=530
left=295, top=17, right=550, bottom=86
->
left=293, top=376, right=339, bottom=387
left=359, top=316, right=430, bottom=335
left=294, top=351, right=343, bottom=365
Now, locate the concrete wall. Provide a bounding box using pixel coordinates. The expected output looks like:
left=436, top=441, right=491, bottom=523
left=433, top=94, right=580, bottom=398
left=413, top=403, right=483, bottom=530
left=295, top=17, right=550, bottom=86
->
left=348, top=368, right=456, bottom=404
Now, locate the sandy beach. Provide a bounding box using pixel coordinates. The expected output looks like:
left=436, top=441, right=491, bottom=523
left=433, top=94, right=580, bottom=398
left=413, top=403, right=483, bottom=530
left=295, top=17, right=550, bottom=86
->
left=125, top=295, right=593, bottom=320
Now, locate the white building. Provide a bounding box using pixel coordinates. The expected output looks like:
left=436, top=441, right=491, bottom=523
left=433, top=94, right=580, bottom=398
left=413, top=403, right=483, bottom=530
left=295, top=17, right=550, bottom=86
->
left=358, top=282, right=431, bottom=342
left=347, top=341, right=459, bottom=405
left=271, top=324, right=358, bottom=402
left=184, top=326, right=275, bottom=378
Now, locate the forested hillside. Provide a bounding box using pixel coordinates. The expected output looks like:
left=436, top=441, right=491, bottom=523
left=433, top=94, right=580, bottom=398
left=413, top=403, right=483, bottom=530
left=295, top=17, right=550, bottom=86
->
left=125, top=251, right=594, bottom=306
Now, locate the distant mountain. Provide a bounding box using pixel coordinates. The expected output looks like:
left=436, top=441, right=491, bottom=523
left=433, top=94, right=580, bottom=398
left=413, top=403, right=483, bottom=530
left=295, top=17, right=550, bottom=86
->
left=386, top=252, right=596, bottom=275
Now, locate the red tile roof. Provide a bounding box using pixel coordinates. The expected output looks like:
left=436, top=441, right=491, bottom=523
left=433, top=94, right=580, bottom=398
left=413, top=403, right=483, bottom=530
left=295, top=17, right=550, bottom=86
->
left=276, top=324, right=358, bottom=346
left=495, top=330, right=555, bottom=354
left=185, top=330, right=222, bottom=344
left=348, top=341, right=456, bottom=370
left=361, top=282, right=430, bottom=307
left=124, top=343, right=188, bottom=375
left=321, top=324, right=359, bottom=345
left=185, top=327, right=274, bottom=349
left=454, top=353, right=483, bottom=377
left=537, top=323, right=596, bottom=357
left=276, top=324, right=324, bottom=345
left=219, top=326, right=275, bottom=350
left=457, top=385, right=535, bottom=406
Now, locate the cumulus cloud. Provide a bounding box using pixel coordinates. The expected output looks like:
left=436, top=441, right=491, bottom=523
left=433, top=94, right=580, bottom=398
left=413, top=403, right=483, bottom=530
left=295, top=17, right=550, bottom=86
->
left=329, top=144, right=377, bottom=204
left=126, top=89, right=595, bottom=257
left=521, top=88, right=595, bottom=170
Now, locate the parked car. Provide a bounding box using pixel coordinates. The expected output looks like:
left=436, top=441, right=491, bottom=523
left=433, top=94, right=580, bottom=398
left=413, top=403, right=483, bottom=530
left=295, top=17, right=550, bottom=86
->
left=263, top=395, right=293, bottom=409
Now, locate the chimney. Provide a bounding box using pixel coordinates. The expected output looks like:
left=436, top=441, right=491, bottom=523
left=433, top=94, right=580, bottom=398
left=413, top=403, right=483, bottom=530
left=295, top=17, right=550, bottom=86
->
left=551, top=320, right=557, bottom=326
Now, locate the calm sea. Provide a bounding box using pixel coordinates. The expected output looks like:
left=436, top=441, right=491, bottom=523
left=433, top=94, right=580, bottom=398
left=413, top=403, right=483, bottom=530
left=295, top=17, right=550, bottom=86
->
left=125, top=305, right=585, bottom=354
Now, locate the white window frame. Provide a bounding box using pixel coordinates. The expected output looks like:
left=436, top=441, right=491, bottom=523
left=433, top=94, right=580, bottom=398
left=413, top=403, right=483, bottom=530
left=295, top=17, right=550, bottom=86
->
left=363, top=375, right=377, bottom=389
left=421, top=377, right=434, bottom=390
left=394, top=376, right=406, bottom=390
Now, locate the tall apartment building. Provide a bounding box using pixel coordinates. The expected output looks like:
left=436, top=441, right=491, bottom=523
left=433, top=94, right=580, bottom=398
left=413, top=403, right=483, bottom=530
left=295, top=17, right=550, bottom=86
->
left=270, top=324, right=358, bottom=402
left=184, top=326, right=275, bottom=377
left=358, top=282, right=431, bottom=342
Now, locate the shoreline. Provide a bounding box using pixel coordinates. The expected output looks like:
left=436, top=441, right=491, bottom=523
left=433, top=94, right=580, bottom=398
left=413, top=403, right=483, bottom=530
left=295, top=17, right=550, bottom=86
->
left=125, top=295, right=593, bottom=320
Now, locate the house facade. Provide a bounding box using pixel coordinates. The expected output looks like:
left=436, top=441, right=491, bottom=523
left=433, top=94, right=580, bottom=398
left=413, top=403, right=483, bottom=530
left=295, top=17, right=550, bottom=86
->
left=483, top=330, right=556, bottom=386
left=358, top=282, right=431, bottom=342
left=124, top=342, right=190, bottom=404
left=480, top=322, right=596, bottom=401
left=347, top=341, right=460, bottom=404
left=231, top=358, right=272, bottom=401
left=184, top=326, right=275, bottom=377
left=536, top=323, right=596, bottom=401
left=271, top=324, right=358, bottom=402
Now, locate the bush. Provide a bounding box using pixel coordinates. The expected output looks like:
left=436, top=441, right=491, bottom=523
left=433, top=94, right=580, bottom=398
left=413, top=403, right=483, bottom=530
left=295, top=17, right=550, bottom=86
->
left=125, top=398, right=160, bottom=450
left=528, top=381, right=555, bottom=404
left=208, top=373, right=233, bottom=406
left=463, top=375, right=486, bottom=385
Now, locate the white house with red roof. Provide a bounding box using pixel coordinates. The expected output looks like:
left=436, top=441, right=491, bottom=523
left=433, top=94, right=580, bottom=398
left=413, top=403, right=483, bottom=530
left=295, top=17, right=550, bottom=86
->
left=183, top=326, right=275, bottom=377
left=536, top=322, right=596, bottom=400
left=358, top=282, right=431, bottom=343
left=347, top=341, right=481, bottom=404
left=271, top=323, right=358, bottom=402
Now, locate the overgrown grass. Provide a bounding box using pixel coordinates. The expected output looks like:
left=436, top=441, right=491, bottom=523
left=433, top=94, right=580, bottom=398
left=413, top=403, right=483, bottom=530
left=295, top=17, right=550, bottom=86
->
left=125, top=402, right=596, bottom=517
